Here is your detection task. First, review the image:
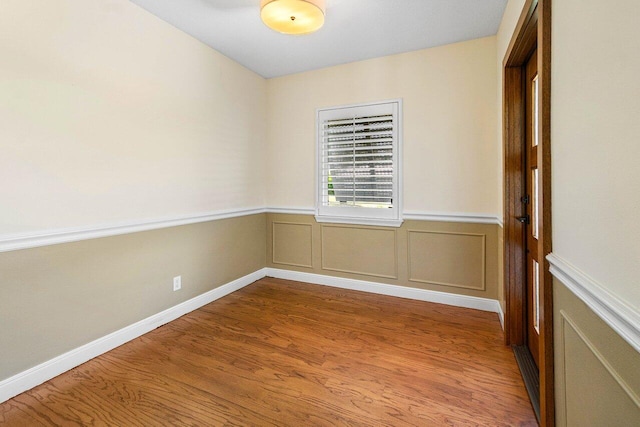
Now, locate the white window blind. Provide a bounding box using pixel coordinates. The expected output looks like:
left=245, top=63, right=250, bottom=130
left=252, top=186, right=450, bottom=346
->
left=316, top=100, right=402, bottom=227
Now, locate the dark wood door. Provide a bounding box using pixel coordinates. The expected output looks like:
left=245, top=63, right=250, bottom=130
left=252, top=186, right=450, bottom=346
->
left=503, top=2, right=554, bottom=423
left=524, top=48, right=540, bottom=367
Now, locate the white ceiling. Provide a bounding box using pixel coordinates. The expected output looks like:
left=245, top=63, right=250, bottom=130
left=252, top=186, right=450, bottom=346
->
left=130, top=0, right=507, bottom=79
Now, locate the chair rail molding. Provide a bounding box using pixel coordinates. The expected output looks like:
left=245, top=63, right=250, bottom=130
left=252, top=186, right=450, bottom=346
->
left=403, top=211, right=500, bottom=224
left=266, top=207, right=315, bottom=215
left=547, top=253, right=640, bottom=353
left=1, top=207, right=501, bottom=253
left=0, top=207, right=265, bottom=253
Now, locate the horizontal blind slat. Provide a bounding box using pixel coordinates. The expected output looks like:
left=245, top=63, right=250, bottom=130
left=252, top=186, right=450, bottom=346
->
left=324, top=115, right=393, bottom=126
left=323, top=130, right=393, bottom=139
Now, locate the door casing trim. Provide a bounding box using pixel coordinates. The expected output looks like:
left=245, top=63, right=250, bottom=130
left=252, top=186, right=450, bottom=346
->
left=502, top=0, right=554, bottom=425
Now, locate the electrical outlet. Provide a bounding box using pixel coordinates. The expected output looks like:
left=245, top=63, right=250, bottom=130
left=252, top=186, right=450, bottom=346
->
left=173, top=275, right=181, bottom=291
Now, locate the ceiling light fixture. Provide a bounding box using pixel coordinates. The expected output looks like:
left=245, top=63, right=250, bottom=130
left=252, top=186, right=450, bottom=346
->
left=260, top=0, right=325, bottom=35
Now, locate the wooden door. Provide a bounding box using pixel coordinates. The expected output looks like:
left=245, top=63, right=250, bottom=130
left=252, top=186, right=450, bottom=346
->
left=524, top=48, right=540, bottom=367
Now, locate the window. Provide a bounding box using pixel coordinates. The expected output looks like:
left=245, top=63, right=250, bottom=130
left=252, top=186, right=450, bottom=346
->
left=316, top=100, right=402, bottom=227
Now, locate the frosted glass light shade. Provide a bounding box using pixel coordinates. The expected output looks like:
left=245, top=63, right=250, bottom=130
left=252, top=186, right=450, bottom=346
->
left=260, top=0, right=325, bottom=35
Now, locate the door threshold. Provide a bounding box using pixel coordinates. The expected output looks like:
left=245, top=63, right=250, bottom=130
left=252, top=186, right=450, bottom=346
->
left=513, top=345, right=540, bottom=423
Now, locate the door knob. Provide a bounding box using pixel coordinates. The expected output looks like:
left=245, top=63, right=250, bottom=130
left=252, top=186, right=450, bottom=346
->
left=517, top=215, right=530, bottom=224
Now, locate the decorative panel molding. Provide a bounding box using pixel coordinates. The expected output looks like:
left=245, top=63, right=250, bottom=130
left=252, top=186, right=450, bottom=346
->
left=559, top=311, right=640, bottom=425
left=272, top=222, right=313, bottom=268
left=408, top=230, right=486, bottom=290
left=321, top=225, right=397, bottom=279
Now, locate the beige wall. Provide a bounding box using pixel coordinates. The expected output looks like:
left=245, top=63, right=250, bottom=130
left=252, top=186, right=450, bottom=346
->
left=0, top=0, right=507, bottom=393
left=551, top=0, right=640, bottom=310
left=267, top=214, right=499, bottom=300
left=266, top=37, right=499, bottom=216
left=0, top=0, right=269, bottom=383
left=554, top=278, right=640, bottom=425
left=550, top=1, right=640, bottom=421
left=0, top=214, right=266, bottom=381
left=0, top=0, right=267, bottom=236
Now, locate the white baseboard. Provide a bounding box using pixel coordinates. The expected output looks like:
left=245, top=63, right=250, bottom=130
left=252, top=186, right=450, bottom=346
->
left=0, top=269, right=267, bottom=404
left=1, top=267, right=503, bottom=404
left=497, top=302, right=505, bottom=330
left=265, top=268, right=501, bottom=314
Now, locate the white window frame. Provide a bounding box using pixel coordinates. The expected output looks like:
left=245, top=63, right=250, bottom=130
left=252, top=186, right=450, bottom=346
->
left=315, top=99, right=403, bottom=227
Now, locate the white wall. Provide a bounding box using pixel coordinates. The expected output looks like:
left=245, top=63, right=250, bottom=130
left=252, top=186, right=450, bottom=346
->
left=552, top=0, right=640, bottom=311
left=0, top=0, right=267, bottom=236
left=266, top=37, right=499, bottom=217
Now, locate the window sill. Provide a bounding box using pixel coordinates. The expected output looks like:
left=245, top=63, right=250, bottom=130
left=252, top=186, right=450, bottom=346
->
left=314, top=215, right=404, bottom=228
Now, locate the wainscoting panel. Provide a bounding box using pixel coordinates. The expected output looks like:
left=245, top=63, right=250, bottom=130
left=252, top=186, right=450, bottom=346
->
left=272, top=222, right=313, bottom=268
left=0, top=213, right=267, bottom=384
left=321, top=225, right=397, bottom=279
left=554, top=278, right=640, bottom=426
left=561, top=313, right=640, bottom=425
left=266, top=214, right=499, bottom=300
left=408, top=230, right=486, bottom=291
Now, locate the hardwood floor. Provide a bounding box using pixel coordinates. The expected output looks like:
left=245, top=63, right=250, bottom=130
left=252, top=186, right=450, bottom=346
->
left=0, top=278, right=537, bottom=426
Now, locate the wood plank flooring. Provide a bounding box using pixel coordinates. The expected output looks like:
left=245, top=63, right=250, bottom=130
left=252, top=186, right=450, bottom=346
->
left=0, top=278, right=537, bottom=426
